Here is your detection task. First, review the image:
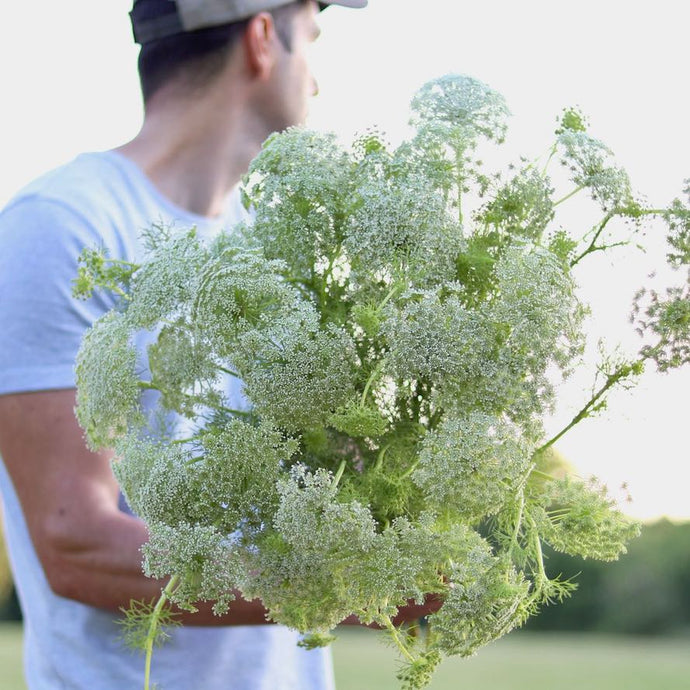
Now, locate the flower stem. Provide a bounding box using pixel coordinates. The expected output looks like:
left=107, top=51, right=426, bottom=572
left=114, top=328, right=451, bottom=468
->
left=374, top=445, right=390, bottom=472
left=528, top=517, right=548, bottom=587
left=137, top=380, right=159, bottom=391
left=553, top=184, right=585, bottom=207
left=528, top=468, right=557, bottom=482
left=540, top=143, right=558, bottom=177
left=377, top=284, right=403, bottom=313
left=144, top=575, right=179, bottom=690
left=361, top=359, right=384, bottom=406
left=399, top=460, right=420, bottom=481
left=509, top=492, right=525, bottom=555
left=217, top=366, right=241, bottom=378
left=535, top=358, right=644, bottom=454
left=381, top=614, right=416, bottom=664
left=332, top=459, right=347, bottom=490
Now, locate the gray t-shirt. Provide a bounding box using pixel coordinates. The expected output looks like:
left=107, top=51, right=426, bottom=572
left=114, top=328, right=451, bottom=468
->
left=0, top=151, right=335, bottom=689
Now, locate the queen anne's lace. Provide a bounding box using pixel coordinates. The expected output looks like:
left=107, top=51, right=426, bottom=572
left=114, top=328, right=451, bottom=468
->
left=73, top=74, right=690, bottom=689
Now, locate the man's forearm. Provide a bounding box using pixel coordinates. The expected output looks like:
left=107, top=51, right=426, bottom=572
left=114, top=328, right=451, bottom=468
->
left=44, top=505, right=269, bottom=625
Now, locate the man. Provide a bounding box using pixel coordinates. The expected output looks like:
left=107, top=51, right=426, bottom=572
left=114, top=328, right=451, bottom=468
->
left=0, top=2, right=368, bottom=687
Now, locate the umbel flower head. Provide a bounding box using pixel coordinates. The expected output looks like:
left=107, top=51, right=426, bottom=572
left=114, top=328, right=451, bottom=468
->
left=191, top=247, right=297, bottom=356
left=75, top=311, right=142, bottom=450
left=413, top=412, right=533, bottom=523
left=242, top=128, right=352, bottom=281
left=232, top=303, right=358, bottom=433
left=410, top=73, right=510, bottom=148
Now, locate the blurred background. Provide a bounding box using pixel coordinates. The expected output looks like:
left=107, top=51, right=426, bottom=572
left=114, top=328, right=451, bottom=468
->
left=1, top=1, right=689, bottom=688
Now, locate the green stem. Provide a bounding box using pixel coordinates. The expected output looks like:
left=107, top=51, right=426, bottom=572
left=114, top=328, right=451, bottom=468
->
left=361, top=359, right=385, bottom=406
left=172, top=438, right=196, bottom=446
left=112, top=286, right=130, bottom=300
left=377, top=284, right=403, bottom=313
left=219, top=407, right=253, bottom=418
left=571, top=239, right=632, bottom=265
left=332, top=459, right=347, bottom=490
left=137, top=381, right=250, bottom=418
left=547, top=510, right=571, bottom=521
left=535, top=357, right=644, bottom=455
left=318, top=247, right=341, bottom=308
left=527, top=517, right=548, bottom=587
left=553, top=184, right=586, bottom=208
left=137, top=381, right=159, bottom=391
left=570, top=211, right=615, bottom=266
left=540, top=144, right=558, bottom=177
left=509, top=493, right=525, bottom=554
left=455, top=149, right=465, bottom=226
left=528, top=468, right=558, bottom=482
left=399, top=460, right=420, bottom=481
left=217, top=366, right=241, bottom=378
left=569, top=206, right=666, bottom=268
left=381, top=614, right=416, bottom=664
left=144, top=575, right=179, bottom=690
left=374, top=445, right=390, bottom=472
left=107, top=257, right=140, bottom=269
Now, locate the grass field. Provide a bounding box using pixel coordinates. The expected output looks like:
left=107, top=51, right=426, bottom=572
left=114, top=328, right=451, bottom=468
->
left=1, top=623, right=689, bottom=689
left=333, top=627, right=690, bottom=690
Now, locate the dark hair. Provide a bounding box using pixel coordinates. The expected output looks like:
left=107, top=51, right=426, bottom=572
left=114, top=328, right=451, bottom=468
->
left=137, top=2, right=303, bottom=106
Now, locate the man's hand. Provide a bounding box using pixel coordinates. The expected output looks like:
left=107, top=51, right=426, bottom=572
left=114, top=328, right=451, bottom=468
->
left=392, top=593, right=443, bottom=625
left=340, top=593, right=444, bottom=629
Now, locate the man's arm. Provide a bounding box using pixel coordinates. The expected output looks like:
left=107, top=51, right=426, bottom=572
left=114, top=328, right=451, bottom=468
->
left=0, top=389, right=442, bottom=627
left=0, top=388, right=267, bottom=625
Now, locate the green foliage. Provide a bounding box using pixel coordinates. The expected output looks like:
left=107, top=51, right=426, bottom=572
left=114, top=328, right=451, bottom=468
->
left=73, top=73, right=690, bottom=689
left=475, top=167, right=555, bottom=241
left=631, top=273, right=690, bottom=372
left=72, top=246, right=139, bottom=301
left=664, top=181, right=690, bottom=266
left=396, top=649, right=442, bottom=690
left=534, top=476, right=642, bottom=561
left=556, top=128, right=635, bottom=212
left=526, top=519, right=690, bottom=635
left=431, top=556, right=532, bottom=657
left=118, top=597, right=181, bottom=652
left=556, top=107, right=588, bottom=135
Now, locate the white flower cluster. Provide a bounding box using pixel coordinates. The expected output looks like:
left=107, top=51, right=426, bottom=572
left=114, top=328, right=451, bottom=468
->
left=557, top=129, right=634, bottom=211
left=413, top=413, right=533, bottom=522
left=75, top=312, right=141, bottom=449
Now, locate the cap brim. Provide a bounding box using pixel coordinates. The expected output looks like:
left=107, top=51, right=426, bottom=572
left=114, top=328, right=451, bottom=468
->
left=320, top=1, right=368, bottom=9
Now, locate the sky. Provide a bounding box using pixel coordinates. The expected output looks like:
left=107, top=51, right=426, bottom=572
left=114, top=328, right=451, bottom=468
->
left=1, top=1, right=689, bottom=521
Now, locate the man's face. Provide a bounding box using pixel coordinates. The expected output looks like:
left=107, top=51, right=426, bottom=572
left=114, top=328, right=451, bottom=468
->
left=262, top=1, right=321, bottom=131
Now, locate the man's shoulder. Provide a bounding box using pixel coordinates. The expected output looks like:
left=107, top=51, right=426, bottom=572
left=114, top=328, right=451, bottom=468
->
left=0, top=151, right=171, bottom=259
left=1, top=151, right=251, bottom=255
left=5, top=151, right=134, bottom=221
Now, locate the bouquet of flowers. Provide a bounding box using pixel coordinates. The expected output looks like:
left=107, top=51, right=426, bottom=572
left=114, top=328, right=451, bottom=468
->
left=74, top=74, right=690, bottom=689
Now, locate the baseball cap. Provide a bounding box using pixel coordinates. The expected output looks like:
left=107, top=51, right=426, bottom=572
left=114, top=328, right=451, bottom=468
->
left=131, top=0, right=368, bottom=44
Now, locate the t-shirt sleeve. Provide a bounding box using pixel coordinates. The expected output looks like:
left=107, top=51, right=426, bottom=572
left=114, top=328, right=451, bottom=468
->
left=0, top=196, right=119, bottom=395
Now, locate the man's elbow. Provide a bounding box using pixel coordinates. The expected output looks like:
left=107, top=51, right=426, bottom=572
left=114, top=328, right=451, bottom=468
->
left=44, top=562, right=85, bottom=601
left=35, top=517, right=95, bottom=601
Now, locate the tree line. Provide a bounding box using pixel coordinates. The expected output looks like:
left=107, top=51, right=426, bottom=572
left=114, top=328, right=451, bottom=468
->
left=525, top=518, right=690, bottom=635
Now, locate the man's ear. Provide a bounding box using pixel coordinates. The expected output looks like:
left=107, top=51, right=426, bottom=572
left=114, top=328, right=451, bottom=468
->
left=243, top=12, right=278, bottom=80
